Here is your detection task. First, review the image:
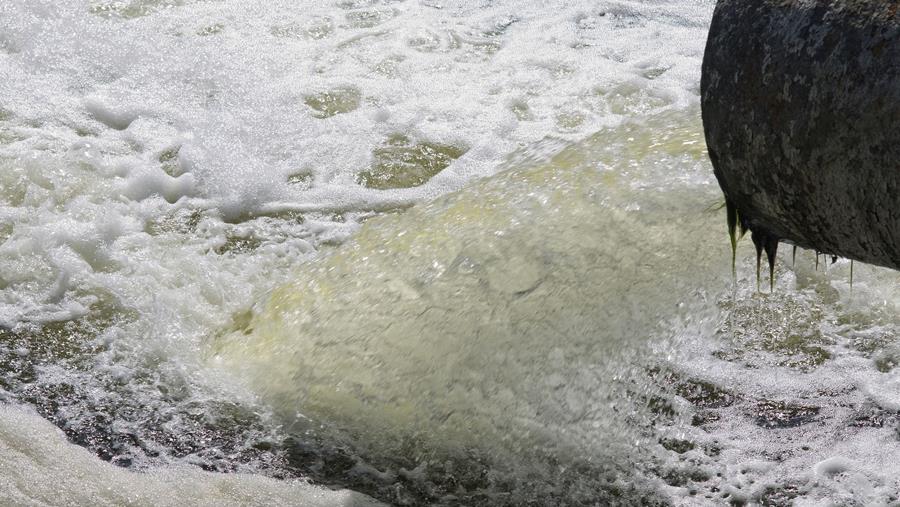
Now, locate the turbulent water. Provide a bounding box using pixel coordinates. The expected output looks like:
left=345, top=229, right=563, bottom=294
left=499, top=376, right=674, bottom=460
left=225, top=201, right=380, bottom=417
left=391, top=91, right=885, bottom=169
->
left=1, top=0, right=899, bottom=505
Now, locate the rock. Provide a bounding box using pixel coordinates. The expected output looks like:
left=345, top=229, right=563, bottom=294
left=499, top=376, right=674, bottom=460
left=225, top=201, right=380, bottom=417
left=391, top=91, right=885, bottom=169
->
left=701, top=0, right=900, bottom=270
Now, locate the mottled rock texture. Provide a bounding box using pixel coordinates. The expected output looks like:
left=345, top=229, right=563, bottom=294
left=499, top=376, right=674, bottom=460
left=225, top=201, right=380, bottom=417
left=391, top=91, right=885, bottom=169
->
left=702, top=0, right=900, bottom=269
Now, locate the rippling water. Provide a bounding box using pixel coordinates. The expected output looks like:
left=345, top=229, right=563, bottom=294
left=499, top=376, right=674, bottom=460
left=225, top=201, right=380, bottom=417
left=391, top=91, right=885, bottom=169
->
left=1, top=0, right=899, bottom=505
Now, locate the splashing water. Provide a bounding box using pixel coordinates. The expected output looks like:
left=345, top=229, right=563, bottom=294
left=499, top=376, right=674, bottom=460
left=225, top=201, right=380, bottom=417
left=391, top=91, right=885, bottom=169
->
left=2, top=0, right=899, bottom=505
left=213, top=110, right=724, bottom=504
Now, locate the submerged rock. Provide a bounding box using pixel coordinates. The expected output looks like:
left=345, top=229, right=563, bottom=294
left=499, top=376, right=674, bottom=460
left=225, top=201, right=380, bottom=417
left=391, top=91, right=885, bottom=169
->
left=702, top=0, right=900, bottom=270
left=357, top=134, right=467, bottom=190
left=752, top=399, right=820, bottom=430
left=0, top=405, right=382, bottom=507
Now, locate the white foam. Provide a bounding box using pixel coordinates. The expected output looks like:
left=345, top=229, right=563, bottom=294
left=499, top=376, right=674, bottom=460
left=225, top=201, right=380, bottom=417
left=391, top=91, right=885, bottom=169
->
left=1, top=0, right=713, bottom=222
left=0, top=0, right=716, bottom=331
left=661, top=244, right=900, bottom=505
left=814, top=456, right=853, bottom=477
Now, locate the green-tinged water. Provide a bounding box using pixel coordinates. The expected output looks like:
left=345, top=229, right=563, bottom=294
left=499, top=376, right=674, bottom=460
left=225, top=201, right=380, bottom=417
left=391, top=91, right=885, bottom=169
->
left=212, top=111, right=727, bottom=504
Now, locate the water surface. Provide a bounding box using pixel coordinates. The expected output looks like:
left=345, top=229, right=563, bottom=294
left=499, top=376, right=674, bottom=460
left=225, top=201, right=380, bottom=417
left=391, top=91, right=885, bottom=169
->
left=1, top=0, right=898, bottom=505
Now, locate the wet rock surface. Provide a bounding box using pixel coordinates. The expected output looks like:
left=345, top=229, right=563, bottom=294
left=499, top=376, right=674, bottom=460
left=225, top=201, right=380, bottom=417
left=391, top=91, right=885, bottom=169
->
left=702, top=0, right=900, bottom=270
left=751, top=400, right=820, bottom=429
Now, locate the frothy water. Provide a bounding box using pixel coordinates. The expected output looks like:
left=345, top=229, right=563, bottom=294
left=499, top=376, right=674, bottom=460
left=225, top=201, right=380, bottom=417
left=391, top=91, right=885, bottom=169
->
left=2, top=0, right=900, bottom=505
left=213, top=110, right=724, bottom=504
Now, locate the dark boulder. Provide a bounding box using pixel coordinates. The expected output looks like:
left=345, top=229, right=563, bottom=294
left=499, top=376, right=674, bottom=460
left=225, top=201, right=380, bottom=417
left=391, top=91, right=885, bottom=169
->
left=701, top=0, right=900, bottom=271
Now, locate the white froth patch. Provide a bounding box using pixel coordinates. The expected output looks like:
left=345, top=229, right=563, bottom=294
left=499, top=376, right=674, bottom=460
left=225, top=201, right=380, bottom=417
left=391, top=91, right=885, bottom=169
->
left=661, top=247, right=900, bottom=505
left=0, top=0, right=715, bottom=332
left=1, top=0, right=713, bottom=223
left=121, top=168, right=197, bottom=203
left=84, top=96, right=145, bottom=131
left=0, top=404, right=382, bottom=507
left=814, top=456, right=853, bottom=477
